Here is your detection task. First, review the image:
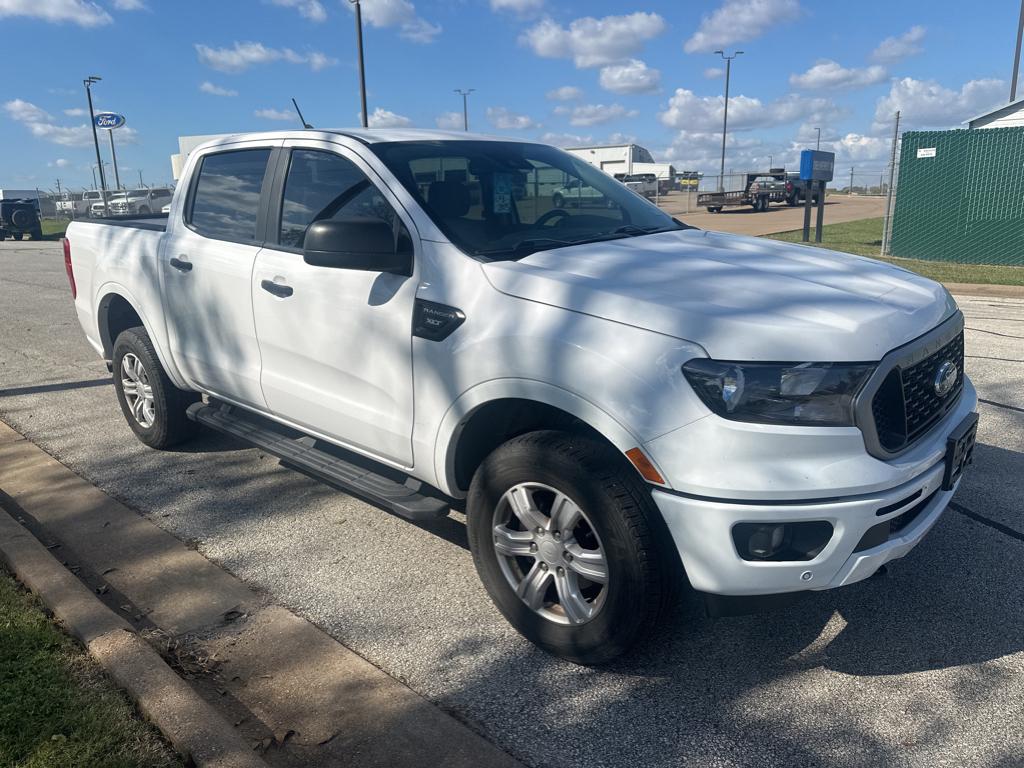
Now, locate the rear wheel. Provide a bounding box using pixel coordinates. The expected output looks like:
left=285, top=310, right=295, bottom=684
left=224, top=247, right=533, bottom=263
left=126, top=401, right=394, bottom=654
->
left=112, top=326, right=200, bottom=449
left=12, top=232, right=23, bottom=241
left=468, top=430, right=676, bottom=665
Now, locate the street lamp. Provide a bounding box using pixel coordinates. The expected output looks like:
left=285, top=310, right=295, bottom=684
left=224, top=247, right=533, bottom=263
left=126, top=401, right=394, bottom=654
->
left=454, top=88, right=475, bottom=131
left=714, top=50, right=743, bottom=192
left=814, top=126, right=821, bottom=150
left=83, top=75, right=108, bottom=214
left=349, top=0, right=368, bottom=128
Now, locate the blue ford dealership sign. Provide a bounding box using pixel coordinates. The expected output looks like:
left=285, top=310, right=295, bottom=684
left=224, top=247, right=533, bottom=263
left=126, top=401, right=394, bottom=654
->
left=799, top=149, right=835, bottom=182
left=94, top=112, right=126, bottom=129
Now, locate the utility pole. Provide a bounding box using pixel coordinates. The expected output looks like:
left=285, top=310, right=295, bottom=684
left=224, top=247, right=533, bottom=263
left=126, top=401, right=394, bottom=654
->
left=714, top=50, right=743, bottom=192
left=815, top=127, right=821, bottom=150
left=1012, top=0, right=1024, bottom=101
left=138, top=170, right=144, bottom=187
left=881, top=110, right=901, bottom=257
left=107, top=129, right=122, bottom=191
left=350, top=0, right=368, bottom=127
left=849, top=166, right=854, bottom=195
left=454, top=88, right=475, bottom=131
left=84, top=75, right=108, bottom=215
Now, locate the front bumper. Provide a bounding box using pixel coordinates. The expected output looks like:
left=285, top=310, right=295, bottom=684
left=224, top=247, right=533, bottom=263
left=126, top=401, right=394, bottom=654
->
left=647, top=376, right=977, bottom=596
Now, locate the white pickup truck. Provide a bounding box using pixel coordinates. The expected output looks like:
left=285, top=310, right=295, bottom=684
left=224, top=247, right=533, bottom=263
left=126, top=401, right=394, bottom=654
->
left=64, top=129, right=978, bottom=664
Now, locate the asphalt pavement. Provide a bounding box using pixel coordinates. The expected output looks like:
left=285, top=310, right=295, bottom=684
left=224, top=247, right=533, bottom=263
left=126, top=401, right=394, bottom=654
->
left=1, top=240, right=1022, bottom=768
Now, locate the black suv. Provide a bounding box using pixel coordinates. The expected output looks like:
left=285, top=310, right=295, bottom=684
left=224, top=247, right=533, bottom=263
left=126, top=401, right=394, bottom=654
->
left=0, top=199, right=43, bottom=241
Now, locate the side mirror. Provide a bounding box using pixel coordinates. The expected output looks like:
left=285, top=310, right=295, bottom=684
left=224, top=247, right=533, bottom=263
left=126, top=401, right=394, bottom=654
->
left=303, top=218, right=412, bottom=275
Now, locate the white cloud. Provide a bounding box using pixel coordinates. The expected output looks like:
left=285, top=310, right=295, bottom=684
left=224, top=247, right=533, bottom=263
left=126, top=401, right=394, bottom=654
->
left=366, top=108, right=413, bottom=128
left=547, top=85, right=583, bottom=101
left=490, top=0, right=542, bottom=13
left=539, top=131, right=592, bottom=147
left=349, top=0, right=440, bottom=42
left=111, top=0, right=145, bottom=9
left=659, top=88, right=841, bottom=132
left=664, top=129, right=767, bottom=173
left=435, top=111, right=464, bottom=130
left=684, top=0, right=799, bottom=54
left=4, top=99, right=52, bottom=123
left=51, top=158, right=71, bottom=168
left=599, top=59, right=660, bottom=94
left=63, top=107, right=86, bottom=116
left=0, top=0, right=111, bottom=26
left=254, top=108, right=295, bottom=121
left=199, top=81, right=238, bottom=97
left=703, top=67, right=724, bottom=79
left=829, top=133, right=890, bottom=162
left=871, top=26, right=925, bottom=63
left=5, top=99, right=139, bottom=146
left=554, top=103, right=637, bottom=127
left=520, top=12, right=665, bottom=68
left=267, top=0, right=326, bottom=21
left=790, top=59, right=887, bottom=90
left=873, top=77, right=1005, bottom=131
left=486, top=106, right=537, bottom=130
left=195, top=41, right=337, bottom=73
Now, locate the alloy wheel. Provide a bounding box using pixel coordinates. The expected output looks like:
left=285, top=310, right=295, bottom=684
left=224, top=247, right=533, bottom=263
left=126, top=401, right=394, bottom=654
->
left=120, top=352, right=156, bottom=428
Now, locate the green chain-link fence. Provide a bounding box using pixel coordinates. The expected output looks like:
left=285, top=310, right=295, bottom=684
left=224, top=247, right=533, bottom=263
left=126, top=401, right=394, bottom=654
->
left=888, top=127, right=1024, bottom=265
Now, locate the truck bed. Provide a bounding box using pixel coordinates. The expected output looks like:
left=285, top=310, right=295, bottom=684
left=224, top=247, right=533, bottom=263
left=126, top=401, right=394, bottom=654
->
left=84, top=213, right=168, bottom=232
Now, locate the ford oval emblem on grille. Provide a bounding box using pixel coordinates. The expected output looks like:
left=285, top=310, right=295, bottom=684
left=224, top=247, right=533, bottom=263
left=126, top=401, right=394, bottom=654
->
left=933, top=361, right=958, bottom=397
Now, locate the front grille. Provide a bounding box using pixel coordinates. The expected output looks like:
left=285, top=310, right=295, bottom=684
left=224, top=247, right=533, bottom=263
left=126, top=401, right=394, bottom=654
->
left=871, top=331, right=964, bottom=452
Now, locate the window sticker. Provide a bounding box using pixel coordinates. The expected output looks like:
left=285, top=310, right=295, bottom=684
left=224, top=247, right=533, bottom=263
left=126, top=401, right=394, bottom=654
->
left=493, top=172, right=512, bottom=214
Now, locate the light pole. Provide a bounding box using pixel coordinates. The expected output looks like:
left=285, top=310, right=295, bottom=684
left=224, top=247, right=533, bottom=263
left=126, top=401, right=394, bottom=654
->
left=454, top=88, right=474, bottom=131
left=84, top=75, right=108, bottom=215
left=714, top=50, right=742, bottom=191
left=349, top=0, right=368, bottom=127
left=815, top=127, right=821, bottom=150
left=1013, top=0, right=1024, bottom=101
left=107, top=128, right=122, bottom=191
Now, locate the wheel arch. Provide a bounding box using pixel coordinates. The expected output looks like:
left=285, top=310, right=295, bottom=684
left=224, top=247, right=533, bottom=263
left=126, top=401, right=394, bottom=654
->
left=96, top=287, right=188, bottom=389
left=434, top=380, right=669, bottom=497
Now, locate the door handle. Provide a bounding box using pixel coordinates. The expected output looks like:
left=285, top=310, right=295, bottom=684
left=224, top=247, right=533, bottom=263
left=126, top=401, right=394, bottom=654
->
left=261, top=279, right=293, bottom=298
left=169, top=256, right=192, bottom=272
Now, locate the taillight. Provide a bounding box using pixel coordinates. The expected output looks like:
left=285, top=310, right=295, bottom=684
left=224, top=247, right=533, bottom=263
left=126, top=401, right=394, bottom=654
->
left=63, top=238, right=76, bottom=299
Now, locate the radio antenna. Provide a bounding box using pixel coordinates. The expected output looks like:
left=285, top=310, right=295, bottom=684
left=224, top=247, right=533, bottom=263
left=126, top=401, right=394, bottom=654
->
left=292, top=98, right=313, bottom=129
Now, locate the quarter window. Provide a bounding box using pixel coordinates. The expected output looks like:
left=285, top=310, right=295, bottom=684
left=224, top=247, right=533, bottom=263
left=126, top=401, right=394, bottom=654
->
left=189, top=149, right=271, bottom=242
left=279, top=149, right=399, bottom=249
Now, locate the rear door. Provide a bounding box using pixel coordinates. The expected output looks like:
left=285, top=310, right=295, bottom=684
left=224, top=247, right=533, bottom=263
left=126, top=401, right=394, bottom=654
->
left=161, top=142, right=280, bottom=408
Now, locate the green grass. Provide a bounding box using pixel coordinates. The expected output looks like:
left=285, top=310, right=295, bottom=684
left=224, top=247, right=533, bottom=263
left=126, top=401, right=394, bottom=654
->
left=0, top=570, right=182, bottom=768
left=767, top=217, right=1024, bottom=286
left=40, top=219, right=68, bottom=239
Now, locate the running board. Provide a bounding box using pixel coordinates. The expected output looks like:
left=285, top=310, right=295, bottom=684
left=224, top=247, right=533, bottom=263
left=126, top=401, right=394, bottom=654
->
left=186, top=401, right=450, bottom=521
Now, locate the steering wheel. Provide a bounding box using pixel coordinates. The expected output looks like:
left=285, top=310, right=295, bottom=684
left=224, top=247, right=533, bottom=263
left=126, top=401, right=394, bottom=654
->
left=536, top=208, right=571, bottom=227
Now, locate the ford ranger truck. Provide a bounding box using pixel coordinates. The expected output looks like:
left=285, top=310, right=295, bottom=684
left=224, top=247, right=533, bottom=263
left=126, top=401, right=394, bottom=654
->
left=63, top=129, right=978, bottom=664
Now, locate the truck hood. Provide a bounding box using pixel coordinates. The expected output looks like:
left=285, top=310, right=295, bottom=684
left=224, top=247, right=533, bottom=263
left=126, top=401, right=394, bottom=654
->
left=481, top=228, right=956, bottom=361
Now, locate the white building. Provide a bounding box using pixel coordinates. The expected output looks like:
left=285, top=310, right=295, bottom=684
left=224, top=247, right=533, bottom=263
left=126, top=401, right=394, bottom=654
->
left=965, top=98, right=1024, bottom=129
left=564, top=143, right=676, bottom=191
left=171, top=134, right=235, bottom=179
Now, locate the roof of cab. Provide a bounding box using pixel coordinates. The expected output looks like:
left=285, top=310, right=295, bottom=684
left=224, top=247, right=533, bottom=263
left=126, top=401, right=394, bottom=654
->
left=194, top=127, right=534, bottom=150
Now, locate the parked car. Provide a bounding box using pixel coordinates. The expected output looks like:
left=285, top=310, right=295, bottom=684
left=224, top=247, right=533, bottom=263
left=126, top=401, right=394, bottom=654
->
left=698, top=171, right=788, bottom=212
left=551, top=179, right=614, bottom=208
left=785, top=173, right=821, bottom=206
left=0, top=198, right=43, bottom=240
left=621, top=173, right=658, bottom=199
left=82, top=190, right=105, bottom=217
left=108, top=187, right=174, bottom=216
left=64, top=129, right=978, bottom=664
left=57, top=191, right=90, bottom=218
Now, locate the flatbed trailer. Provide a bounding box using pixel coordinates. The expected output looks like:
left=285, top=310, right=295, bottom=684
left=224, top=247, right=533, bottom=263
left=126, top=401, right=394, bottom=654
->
left=697, top=170, right=788, bottom=213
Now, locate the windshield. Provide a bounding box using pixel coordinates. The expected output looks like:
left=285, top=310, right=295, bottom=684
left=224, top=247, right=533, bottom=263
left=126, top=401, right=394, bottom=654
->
left=370, top=140, right=687, bottom=260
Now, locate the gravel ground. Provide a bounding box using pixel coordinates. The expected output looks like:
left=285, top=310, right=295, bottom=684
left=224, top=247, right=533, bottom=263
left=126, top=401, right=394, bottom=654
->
left=2, top=240, right=1023, bottom=768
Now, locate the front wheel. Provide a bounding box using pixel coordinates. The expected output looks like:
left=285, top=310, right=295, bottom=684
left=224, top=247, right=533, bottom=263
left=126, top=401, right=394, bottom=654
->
left=112, top=326, right=200, bottom=449
left=468, top=431, right=676, bottom=665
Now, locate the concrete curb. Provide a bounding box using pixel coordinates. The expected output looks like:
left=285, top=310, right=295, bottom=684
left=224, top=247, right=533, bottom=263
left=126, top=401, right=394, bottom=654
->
left=0, top=510, right=266, bottom=768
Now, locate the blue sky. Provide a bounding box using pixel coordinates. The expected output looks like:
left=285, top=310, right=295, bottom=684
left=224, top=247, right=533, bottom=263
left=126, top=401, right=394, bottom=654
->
left=2, top=0, right=1019, bottom=191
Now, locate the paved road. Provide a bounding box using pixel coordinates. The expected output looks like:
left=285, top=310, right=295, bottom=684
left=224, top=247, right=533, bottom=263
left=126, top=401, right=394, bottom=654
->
left=2, top=240, right=1023, bottom=768
left=659, top=192, right=887, bottom=236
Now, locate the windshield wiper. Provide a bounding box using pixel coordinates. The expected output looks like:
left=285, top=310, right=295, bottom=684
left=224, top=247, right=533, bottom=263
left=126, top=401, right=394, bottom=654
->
left=476, top=237, right=577, bottom=260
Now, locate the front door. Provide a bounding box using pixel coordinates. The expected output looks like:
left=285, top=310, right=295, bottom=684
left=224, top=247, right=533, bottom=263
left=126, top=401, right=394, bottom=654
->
left=251, top=142, right=417, bottom=465
left=161, top=144, right=277, bottom=408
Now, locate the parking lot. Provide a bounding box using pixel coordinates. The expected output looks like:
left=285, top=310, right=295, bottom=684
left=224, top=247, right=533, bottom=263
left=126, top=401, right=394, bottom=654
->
left=1, top=239, right=1022, bottom=767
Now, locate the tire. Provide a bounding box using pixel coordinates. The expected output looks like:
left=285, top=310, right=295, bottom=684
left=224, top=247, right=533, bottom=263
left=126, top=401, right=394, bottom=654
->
left=552, top=193, right=564, bottom=209
left=12, top=232, right=23, bottom=241
left=30, top=227, right=43, bottom=241
left=467, top=430, right=677, bottom=665
left=139, top=206, right=150, bottom=214
left=112, top=326, right=200, bottom=449
left=786, top=194, right=797, bottom=207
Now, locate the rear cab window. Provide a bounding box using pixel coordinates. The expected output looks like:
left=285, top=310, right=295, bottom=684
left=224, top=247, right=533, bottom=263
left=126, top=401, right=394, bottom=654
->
left=187, top=148, right=272, bottom=243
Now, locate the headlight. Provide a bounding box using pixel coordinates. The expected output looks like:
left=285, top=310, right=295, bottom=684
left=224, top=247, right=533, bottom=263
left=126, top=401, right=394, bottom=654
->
left=682, top=359, right=874, bottom=426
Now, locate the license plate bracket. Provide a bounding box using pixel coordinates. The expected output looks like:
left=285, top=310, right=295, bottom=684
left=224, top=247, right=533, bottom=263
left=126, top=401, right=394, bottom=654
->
left=942, top=412, right=978, bottom=491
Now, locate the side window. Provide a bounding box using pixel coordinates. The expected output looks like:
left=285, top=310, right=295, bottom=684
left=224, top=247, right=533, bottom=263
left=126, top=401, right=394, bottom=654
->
left=189, top=149, right=271, bottom=242
left=279, top=149, right=399, bottom=249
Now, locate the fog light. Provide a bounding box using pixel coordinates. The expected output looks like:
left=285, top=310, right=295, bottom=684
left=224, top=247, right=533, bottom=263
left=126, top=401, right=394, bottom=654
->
left=732, top=520, right=834, bottom=562
left=747, top=524, right=785, bottom=559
